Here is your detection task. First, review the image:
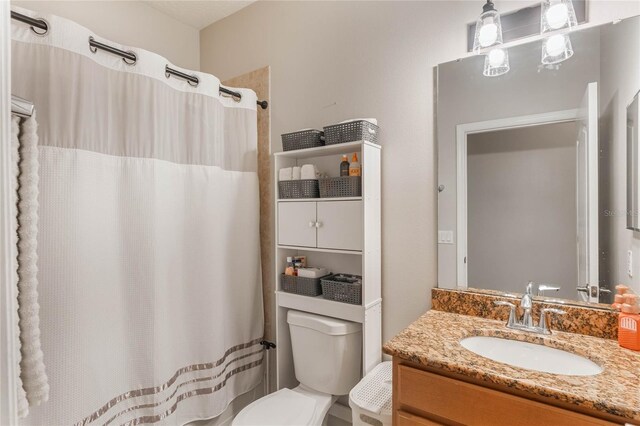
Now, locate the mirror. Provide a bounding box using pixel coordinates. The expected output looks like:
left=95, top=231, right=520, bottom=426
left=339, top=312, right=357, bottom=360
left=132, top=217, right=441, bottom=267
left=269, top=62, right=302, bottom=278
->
left=436, top=15, right=640, bottom=306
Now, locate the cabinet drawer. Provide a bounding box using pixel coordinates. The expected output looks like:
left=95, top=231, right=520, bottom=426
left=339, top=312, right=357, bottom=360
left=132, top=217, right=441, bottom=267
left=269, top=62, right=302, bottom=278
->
left=397, top=410, right=443, bottom=426
left=317, top=200, right=363, bottom=251
left=397, top=365, right=617, bottom=426
left=278, top=202, right=317, bottom=247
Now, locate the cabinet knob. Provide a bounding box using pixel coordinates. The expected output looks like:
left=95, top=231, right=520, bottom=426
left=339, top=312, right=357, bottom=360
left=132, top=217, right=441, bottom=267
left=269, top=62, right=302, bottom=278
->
left=309, top=221, right=316, bottom=228
left=315, top=221, right=323, bottom=228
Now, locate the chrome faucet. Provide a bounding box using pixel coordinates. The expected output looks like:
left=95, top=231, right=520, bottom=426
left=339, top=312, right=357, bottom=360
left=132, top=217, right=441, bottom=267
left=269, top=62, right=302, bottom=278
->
left=493, top=282, right=566, bottom=335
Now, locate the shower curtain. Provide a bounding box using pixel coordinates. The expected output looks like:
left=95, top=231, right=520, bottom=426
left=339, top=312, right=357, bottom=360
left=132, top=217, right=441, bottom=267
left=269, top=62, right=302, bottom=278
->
left=11, top=7, right=264, bottom=425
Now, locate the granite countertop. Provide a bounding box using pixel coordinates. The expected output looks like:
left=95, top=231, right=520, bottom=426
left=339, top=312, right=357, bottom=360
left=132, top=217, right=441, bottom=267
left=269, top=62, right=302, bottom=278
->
left=383, top=310, right=640, bottom=422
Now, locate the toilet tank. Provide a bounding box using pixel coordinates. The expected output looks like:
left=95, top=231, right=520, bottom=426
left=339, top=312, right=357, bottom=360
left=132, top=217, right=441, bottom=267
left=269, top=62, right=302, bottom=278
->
left=287, top=310, right=362, bottom=395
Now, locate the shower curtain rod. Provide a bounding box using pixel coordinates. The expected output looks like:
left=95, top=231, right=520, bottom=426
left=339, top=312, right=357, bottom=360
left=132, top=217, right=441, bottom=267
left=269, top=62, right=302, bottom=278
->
left=11, top=95, right=34, bottom=118
left=10, top=10, right=269, bottom=110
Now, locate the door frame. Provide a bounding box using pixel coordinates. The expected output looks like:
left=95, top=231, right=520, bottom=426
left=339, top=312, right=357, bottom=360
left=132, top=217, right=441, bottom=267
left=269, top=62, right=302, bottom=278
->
left=455, top=109, right=579, bottom=287
left=0, top=2, right=19, bottom=424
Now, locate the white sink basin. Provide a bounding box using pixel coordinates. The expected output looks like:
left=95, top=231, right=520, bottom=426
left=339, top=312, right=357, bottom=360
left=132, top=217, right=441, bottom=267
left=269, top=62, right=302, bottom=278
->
left=460, top=336, right=603, bottom=376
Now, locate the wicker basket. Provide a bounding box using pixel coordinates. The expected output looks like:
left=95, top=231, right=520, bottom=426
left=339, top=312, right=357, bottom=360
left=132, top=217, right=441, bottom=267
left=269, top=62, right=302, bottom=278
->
left=281, top=274, right=328, bottom=297
left=281, top=129, right=324, bottom=151
left=323, top=120, right=379, bottom=146
left=321, top=274, right=362, bottom=305
left=278, top=179, right=319, bottom=199
left=319, top=177, right=362, bottom=198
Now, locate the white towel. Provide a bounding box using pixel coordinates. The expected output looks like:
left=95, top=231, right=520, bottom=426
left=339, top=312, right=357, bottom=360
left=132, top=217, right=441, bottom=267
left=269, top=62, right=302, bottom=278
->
left=292, top=166, right=301, bottom=180
left=279, top=167, right=292, bottom=181
left=300, top=164, right=318, bottom=180
left=12, top=112, right=49, bottom=416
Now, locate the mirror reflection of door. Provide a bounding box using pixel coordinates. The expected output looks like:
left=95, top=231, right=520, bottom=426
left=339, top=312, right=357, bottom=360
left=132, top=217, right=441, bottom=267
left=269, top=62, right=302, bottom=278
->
left=467, top=121, right=578, bottom=301
left=462, top=83, right=600, bottom=302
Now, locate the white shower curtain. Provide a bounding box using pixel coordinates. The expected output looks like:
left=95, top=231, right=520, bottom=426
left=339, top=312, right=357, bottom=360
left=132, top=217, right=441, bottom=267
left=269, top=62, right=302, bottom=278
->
left=11, top=7, right=264, bottom=425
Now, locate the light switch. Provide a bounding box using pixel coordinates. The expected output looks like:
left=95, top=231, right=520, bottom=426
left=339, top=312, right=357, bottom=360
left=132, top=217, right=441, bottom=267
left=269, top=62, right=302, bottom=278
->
left=438, top=230, right=454, bottom=244
left=628, top=250, right=633, bottom=277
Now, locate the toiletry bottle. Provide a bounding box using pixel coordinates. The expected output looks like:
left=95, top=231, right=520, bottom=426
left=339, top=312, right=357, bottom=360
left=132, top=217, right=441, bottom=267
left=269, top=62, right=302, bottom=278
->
left=619, top=293, right=640, bottom=351
left=285, top=257, right=296, bottom=276
left=349, top=153, right=361, bottom=177
left=340, top=155, right=350, bottom=177
left=612, top=284, right=629, bottom=311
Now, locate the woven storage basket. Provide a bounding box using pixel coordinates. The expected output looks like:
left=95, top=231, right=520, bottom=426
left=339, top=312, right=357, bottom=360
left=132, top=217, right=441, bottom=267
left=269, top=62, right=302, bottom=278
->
left=281, top=274, right=327, bottom=297
left=278, top=179, right=319, bottom=199
left=323, top=120, right=379, bottom=146
left=319, top=177, right=362, bottom=198
left=281, top=129, right=324, bottom=151
left=321, top=274, right=362, bottom=305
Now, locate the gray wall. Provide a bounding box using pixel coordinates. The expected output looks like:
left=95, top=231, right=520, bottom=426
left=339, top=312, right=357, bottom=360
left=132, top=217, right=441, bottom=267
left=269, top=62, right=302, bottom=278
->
left=467, top=123, right=577, bottom=300
left=199, top=0, right=640, bottom=342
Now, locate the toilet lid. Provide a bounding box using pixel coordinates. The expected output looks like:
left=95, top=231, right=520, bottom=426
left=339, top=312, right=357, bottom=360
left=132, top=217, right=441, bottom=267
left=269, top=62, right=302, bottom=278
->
left=233, top=388, right=318, bottom=426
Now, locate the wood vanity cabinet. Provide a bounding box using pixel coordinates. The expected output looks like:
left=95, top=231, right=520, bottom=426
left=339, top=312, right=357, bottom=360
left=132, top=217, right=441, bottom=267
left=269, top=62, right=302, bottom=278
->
left=392, top=359, right=624, bottom=426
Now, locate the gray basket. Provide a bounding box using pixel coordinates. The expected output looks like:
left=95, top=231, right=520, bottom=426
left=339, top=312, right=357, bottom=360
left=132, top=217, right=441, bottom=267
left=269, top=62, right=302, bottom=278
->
left=321, top=274, right=362, bottom=305
left=278, top=179, right=319, bottom=199
left=281, top=274, right=328, bottom=297
left=319, top=177, right=362, bottom=198
left=281, top=130, right=325, bottom=151
left=323, top=120, right=379, bottom=146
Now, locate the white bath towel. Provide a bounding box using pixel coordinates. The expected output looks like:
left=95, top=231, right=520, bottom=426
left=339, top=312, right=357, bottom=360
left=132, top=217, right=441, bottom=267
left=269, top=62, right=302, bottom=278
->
left=300, top=164, right=318, bottom=180
left=292, top=166, right=301, bottom=180
left=279, top=167, right=293, bottom=181
left=12, top=112, right=49, bottom=416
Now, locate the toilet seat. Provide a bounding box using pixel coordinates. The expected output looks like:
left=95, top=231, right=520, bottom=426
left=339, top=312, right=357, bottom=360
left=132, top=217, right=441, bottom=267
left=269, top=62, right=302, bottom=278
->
left=232, top=386, right=335, bottom=426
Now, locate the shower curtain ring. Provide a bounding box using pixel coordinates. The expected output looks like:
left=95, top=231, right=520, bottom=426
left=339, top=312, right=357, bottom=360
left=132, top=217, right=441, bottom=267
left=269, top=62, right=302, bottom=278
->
left=30, top=18, right=49, bottom=36
left=88, top=36, right=98, bottom=54
left=122, top=53, right=137, bottom=66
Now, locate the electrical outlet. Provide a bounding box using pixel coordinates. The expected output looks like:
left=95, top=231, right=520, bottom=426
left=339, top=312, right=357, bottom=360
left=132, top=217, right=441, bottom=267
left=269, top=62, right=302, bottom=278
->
left=628, top=250, right=633, bottom=277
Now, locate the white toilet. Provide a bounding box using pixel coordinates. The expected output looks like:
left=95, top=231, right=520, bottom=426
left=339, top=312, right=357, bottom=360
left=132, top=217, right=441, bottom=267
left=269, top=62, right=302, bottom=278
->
left=233, top=310, right=362, bottom=426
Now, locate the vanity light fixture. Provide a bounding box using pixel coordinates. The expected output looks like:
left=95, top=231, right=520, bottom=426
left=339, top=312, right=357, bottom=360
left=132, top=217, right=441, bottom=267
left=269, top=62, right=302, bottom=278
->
left=473, top=0, right=504, bottom=53
left=541, top=33, right=574, bottom=64
left=540, top=0, right=576, bottom=65
left=483, top=48, right=510, bottom=77
left=541, top=0, right=578, bottom=33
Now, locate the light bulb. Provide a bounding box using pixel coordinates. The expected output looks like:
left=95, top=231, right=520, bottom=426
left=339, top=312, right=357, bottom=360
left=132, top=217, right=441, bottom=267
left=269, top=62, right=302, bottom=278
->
left=488, top=48, right=506, bottom=67
left=541, top=0, right=577, bottom=34
left=546, top=3, right=569, bottom=29
left=483, top=48, right=509, bottom=77
left=541, top=33, right=573, bottom=64
left=545, top=34, right=566, bottom=56
left=478, top=21, right=498, bottom=47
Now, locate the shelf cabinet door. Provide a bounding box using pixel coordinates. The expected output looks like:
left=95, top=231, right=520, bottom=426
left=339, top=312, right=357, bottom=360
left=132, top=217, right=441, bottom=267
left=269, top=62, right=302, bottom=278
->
left=278, top=202, right=317, bottom=247
left=317, top=200, right=363, bottom=251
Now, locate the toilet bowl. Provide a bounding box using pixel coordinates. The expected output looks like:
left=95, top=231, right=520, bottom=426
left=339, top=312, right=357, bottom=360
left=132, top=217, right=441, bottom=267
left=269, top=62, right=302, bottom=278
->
left=232, top=310, right=362, bottom=426
left=232, top=385, right=336, bottom=426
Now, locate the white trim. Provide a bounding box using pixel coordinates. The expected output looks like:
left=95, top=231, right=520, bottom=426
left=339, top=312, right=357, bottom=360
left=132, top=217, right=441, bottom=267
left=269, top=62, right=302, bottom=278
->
left=0, top=1, right=19, bottom=424
left=455, top=109, right=579, bottom=287
left=584, top=82, right=600, bottom=302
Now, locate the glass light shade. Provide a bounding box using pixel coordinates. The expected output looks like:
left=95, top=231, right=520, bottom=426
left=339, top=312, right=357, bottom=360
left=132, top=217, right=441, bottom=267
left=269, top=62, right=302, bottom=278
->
left=473, top=8, right=503, bottom=53
left=541, top=0, right=577, bottom=33
left=483, top=48, right=510, bottom=77
left=541, top=33, right=574, bottom=64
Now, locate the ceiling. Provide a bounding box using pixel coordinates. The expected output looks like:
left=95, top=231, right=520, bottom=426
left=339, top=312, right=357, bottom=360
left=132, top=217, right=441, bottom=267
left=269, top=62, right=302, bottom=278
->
left=145, top=1, right=256, bottom=30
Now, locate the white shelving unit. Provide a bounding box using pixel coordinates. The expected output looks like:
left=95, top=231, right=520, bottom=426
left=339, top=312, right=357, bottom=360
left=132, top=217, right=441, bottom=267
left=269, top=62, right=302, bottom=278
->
left=273, top=140, right=382, bottom=396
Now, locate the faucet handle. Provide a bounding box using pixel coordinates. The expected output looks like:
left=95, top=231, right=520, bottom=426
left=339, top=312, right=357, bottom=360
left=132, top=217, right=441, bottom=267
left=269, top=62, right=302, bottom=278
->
left=494, top=301, right=517, bottom=327
left=538, top=308, right=566, bottom=334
